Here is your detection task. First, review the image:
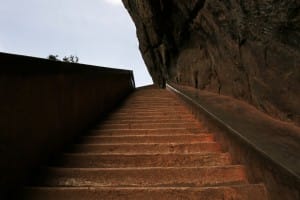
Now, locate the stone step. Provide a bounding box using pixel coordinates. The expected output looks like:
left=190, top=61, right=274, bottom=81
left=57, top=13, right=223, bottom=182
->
left=126, top=101, right=178, bottom=103
left=115, top=109, right=189, bottom=113
left=55, top=153, right=231, bottom=168
left=36, top=165, right=247, bottom=187
left=106, top=115, right=195, bottom=120
left=128, top=94, right=174, bottom=96
left=125, top=96, right=175, bottom=99
left=122, top=103, right=183, bottom=107
left=118, top=102, right=185, bottom=106
left=103, top=118, right=198, bottom=124
left=116, top=105, right=187, bottom=109
left=112, top=111, right=192, bottom=116
left=125, top=99, right=176, bottom=102
left=119, top=104, right=184, bottom=107
left=97, top=122, right=202, bottom=130
left=25, top=184, right=268, bottom=200
left=70, top=142, right=222, bottom=154
left=108, top=115, right=194, bottom=120
left=90, top=128, right=209, bottom=136
left=80, top=134, right=214, bottom=144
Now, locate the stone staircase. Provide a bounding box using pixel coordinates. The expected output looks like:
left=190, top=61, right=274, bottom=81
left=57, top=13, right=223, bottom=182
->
left=25, top=87, right=268, bottom=199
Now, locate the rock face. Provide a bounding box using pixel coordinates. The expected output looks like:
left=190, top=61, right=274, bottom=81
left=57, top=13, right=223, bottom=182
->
left=122, top=0, right=300, bottom=125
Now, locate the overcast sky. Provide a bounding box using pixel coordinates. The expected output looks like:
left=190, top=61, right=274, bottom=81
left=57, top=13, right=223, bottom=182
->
left=0, top=0, right=152, bottom=87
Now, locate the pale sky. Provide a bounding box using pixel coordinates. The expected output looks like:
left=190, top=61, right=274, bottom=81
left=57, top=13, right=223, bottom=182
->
left=0, top=0, right=153, bottom=87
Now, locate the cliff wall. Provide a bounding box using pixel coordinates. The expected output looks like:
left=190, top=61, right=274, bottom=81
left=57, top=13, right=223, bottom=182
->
left=123, top=0, right=300, bottom=125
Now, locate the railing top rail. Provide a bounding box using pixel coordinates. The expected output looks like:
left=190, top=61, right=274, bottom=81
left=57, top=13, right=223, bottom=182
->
left=0, top=52, right=133, bottom=75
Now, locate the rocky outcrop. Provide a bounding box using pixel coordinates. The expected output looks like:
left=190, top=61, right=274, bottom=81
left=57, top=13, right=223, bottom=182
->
left=122, top=0, right=300, bottom=125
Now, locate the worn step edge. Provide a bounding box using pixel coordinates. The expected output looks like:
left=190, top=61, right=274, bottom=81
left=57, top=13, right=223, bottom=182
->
left=97, top=124, right=203, bottom=130
left=99, top=122, right=202, bottom=126
left=82, top=134, right=213, bottom=139
left=108, top=115, right=195, bottom=119
left=115, top=109, right=189, bottom=113
left=89, top=131, right=210, bottom=136
left=117, top=105, right=187, bottom=108
left=85, top=133, right=212, bottom=138
left=103, top=119, right=198, bottom=123
left=114, top=111, right=190, bottom=115
left=117, top=106, right=186, bottom=109
left=80, top=134, right=214, bottom=144
left=120, top=105, right=185, bottom=108
left=90, top=128, right=208, bottom=135
left=69, top=142, right=222, bottom=154
left=37, top=165, right=247, bottom=187
left=97, top=126, right=203, bottom=130
left=25, top=184, right=268, bottom=200
left=54, top=152, right=232, bottom=168
left=93, top=128, right=205, bottom=132
left=90, top=132, right=209, bottom=136
left=110, top=111, right=193, bottom=114
left=106, top=114, right=195, bottom=118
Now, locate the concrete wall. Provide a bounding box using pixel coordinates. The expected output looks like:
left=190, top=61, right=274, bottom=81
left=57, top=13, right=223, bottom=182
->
left=0, top=52, right=135, bottom=196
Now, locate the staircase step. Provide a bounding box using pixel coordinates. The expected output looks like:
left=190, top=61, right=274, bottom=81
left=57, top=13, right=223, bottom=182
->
left=126, top=96, right=175, bottom=98
left=55, top=153, right=231, bottom=168
left=90, top=128, right=207, bottom=136
left=122, top=104, right=184, bottom=108
left=37, top=165, right=247, bottom=187
left=125, top=97, right=175, bottom=101
left=110, top=111, right=193, bottom=116
left=117, top=104, right=186, bottom=108
left=25, top=184, right=268, bottom=200
left=80, top=134, right=214, bottom=144
left=70, top=142, right=221, bottom=154
left=103, top=118, right=197, bottom=124
left=107, top=115, right=196, bottom=121
left=124, top=101, right=179, bottom=104
left=97, top=122, right=202, bottom=130
left=116, top=108, right=188, bottom=112
left=118, top=104, right=184, bottom=108
left=114, top=110, right=190, bottom=115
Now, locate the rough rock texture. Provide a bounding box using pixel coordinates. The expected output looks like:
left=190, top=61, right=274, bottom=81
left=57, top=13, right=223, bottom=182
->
left=122, top=0, right=300, bottom=125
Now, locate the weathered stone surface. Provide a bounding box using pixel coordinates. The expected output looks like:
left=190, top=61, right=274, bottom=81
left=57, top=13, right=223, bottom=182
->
left=122, top=0, right=300, bottom=125
left=25, top=87, right=268, bottom=200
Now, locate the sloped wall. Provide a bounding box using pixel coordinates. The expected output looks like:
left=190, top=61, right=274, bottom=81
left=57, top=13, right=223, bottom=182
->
left=0, top=52, right=134, bottom=197
left=123, top=0, right=300, bottom=125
